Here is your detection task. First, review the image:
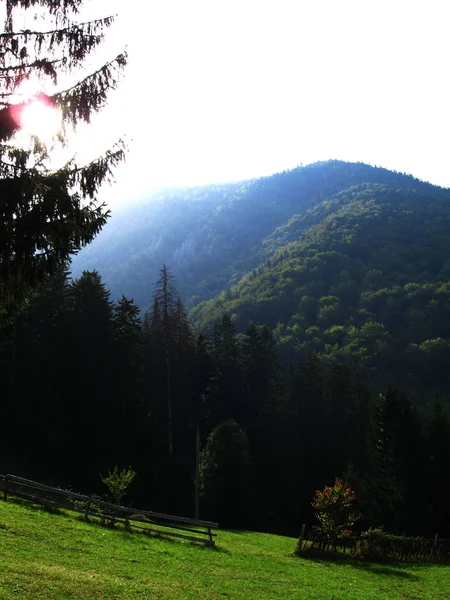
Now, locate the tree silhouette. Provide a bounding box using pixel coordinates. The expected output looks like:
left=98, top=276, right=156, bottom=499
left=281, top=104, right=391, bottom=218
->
left=199, top=419, right=253, bottom=526
left=0, top=0, right=126, bottom=322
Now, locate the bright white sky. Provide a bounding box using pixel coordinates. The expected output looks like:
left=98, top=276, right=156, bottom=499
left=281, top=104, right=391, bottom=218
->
left=30, top=0, right=450, bottom=203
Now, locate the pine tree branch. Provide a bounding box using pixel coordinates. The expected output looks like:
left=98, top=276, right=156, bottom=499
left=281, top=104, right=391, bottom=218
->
left=53, top=52, right=127, bottom=126
left=68, top=141, right=126, bottom=199
left=0, top=17, right=115, bottom=74
left=0, top=51, right=126, bottom=141
left=0, top=147, right=49, bottom=175
left=0, top=57, right=64, bottom=91
left=0, top=57, right=65, bottom=74
left=0, top=16, right=114, bottom=41
left=7, top=1, right=84, bottom=19
left=1, top=138, right=125, bottom=185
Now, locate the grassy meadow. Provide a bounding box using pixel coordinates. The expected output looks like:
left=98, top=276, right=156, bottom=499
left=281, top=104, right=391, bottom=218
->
left=0, top=499, right=448, bottom=599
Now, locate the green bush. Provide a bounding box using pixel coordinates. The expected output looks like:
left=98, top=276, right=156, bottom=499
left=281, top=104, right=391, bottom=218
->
left=100, top=466, right=136, bottom=506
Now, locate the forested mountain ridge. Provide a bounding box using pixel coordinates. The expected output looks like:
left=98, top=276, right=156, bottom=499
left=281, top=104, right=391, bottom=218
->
left=192, top=180, right=450, bottom=397
left=71, top=160, right=450, bottom=397
left=70, top=161, right=432, bottom=311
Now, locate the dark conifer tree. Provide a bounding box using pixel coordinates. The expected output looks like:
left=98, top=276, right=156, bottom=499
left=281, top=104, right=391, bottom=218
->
left=295, top=353, right=326, bottom=477
left=21, top=269, right=73, bottom=468
left=286, top=354, right=327, bottom=527
left=423, top=396, right=450, bottom=535
left=142, top=303, right=166, bottom=461
left=321, top=363, right=358, bottom=481
left=199, top=419, right=253, bottom=526
left=112, top=295, right=144, bottom=465
left=141, top=266, right=198, bottom=513
left=347, top=371, right=372, bottom=470
left=1, top=0, right=126, bottom=322
left=192, top=333, right=214, bottom=427
left=0, top=268, right=72, bottom=476
left=209, top=314, right=244, bottom=426
left=171, top=296, right=196, bottom=446
left=241, top=324, right=279, bottom=429
left=153, top=265, right=178, bottom=457
left=366, top=386, right=423, bottom=533
left=65, top=270, right=115, bottom=484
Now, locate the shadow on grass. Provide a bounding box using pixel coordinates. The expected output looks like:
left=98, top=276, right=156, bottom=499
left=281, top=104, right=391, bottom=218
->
left=192, top=541, right=230, bottom=554
left=2, top=496, right=221, bottom=552
left=361, top=565, right=418, bottom=579
left=296, top=551, right=421, bottom=580
left=6, top=495, right=63, bottom=516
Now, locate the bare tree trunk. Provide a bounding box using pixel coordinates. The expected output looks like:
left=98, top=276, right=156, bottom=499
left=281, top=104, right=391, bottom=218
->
left=5, top=0, right=13, bottom=33
left=10, top=314, right=16, bottom=404
left=166, top=346, right=173, bottom=457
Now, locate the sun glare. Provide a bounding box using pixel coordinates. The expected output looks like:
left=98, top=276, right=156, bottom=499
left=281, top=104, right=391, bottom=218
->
left=20, top=99, right=62, bottom=143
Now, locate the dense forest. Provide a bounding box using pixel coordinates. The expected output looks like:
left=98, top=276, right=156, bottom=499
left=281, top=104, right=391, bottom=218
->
left=192, top=180, right=450, bottom=400
left=0, top=267, right=449, bottom=538
left=72, top=160, right=450, bottom=400
left=2, top=161, right=450, bottom=538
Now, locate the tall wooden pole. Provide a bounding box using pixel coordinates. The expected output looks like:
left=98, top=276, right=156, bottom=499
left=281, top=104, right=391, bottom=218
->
left=195, top=423, right=200, bottom=520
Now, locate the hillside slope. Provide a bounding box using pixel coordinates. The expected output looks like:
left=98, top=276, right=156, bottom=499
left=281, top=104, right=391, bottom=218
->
left=70, top=161, right=429, bottom=310
left=191, top=181, right=450, bottom=395
left=0, top=500, right=447, bottom=599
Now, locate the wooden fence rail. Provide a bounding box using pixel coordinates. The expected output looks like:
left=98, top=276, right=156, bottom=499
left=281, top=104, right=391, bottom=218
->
left=0, top=474, right=218, bottom=547
left=297, top=531, right=450, bottom=563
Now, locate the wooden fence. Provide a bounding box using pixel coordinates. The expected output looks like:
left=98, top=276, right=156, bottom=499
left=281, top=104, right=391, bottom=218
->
left=0, top=474, right=218, bottom=547
left=296, top=529, right=450, bottom=563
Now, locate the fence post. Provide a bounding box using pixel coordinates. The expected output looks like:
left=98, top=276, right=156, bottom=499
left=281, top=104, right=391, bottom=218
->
left=126, top=499, right=133, bottom=530
left=207, top=527, right=214, bottom=547
left=85, top=496, right=91, bottom=521
left=3, top=476, right=8, bottom=502
left=296, top=524, right=306, bottom=554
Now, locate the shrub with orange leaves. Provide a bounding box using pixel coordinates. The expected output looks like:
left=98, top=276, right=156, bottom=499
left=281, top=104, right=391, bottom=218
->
left=312, top=478, right=358, bottom=538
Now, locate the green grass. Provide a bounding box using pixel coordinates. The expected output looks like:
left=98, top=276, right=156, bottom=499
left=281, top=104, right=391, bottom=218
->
left=0, top=500, right=448, bottom=599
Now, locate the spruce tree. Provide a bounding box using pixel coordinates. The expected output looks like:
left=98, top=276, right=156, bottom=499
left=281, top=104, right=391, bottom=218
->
left=192, top=333, right=214, bottom=425
left=171, top=296, right=196, bottom=438
left=146, top=265, right=196, bottom=459
left=152, top=265, right=177, bottom=456
left=209, top=314, right=243, bottom=426
left=241, top=324, right=279, bottom=428
left=321, top=363, right=356, bottom=481
left=0, top=268, right=72, bottom=474
left=284, top=353, right=326, bottom=528
left=367, top=386, right=422, bottom=533
left=199, top=419, right=253, bottom=526
left=295, top=353, right=325, bottom=477
left=112, top=295, right=143, bottom=465
left=66, top=270, right=116, bottom=482
left=0, top=0, right=126, bottom=322
left=424, top=396, right=450, bottom=535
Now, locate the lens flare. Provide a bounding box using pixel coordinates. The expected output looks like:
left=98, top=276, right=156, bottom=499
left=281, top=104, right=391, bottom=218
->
left=20, top=99, right=61, bottom=142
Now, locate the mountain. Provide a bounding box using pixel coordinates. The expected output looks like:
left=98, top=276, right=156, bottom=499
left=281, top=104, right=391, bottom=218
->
left=70, top=161, right=430, bottom=311
left=71, top=160, right=450, bottom=397
left=191, top=176, right=450, bottom=396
